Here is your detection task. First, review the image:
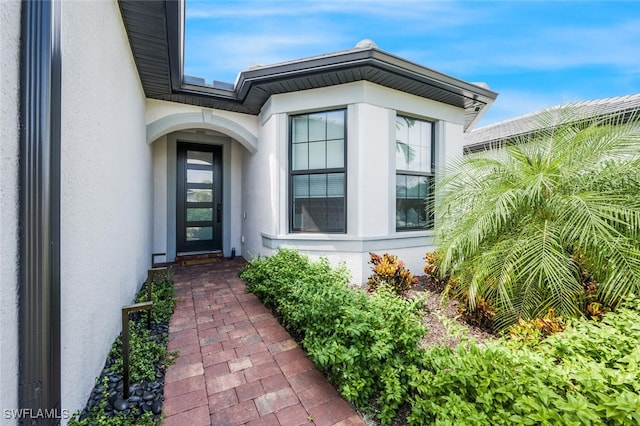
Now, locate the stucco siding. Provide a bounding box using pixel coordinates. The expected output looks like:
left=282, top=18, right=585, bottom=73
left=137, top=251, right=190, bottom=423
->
left=350, top=103, right=393, bottom=237
left=251, top=83, right=454, bottom=283
left=152, top=136, right=168, bottom=262
left=59, top=0, right=150, bottom=417
left=242, top=113, right=279, bottom=259
left=229, top=141, right=244, bottom=257
left=0, top=1, right=21, bottom=421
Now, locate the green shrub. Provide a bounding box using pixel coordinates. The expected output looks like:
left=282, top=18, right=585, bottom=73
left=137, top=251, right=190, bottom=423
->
left=69, top=377, right=160, bottom=426
left=506, top=308, right=566, bottom=347
left=240, top=249, right=426, bottom=423
left=71, top=271, right=177, bottom=424
left=108, top=322, right=172, bottom=382
left=406, top=296, right=640, bottom=425
left=367, top=252, right=417, bottom=296
left=136, top=269, right=176, bottom=324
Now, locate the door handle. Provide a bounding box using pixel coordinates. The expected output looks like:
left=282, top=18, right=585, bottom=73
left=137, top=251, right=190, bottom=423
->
left=217, top=203, right=221, bottom=223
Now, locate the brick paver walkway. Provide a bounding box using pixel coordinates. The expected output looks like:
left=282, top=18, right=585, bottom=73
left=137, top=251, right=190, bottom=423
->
left=162, top=259, right=366, bottom=426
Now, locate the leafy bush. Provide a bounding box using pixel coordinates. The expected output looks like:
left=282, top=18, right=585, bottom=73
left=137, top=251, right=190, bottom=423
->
left=136, top=269, right=176, bottom=324
left=406, top=296, right=640, bottom=425
left=367, top=252, right=417, bottom=296
left=108, top=322, right=172, bottom=382
left=422, top=249, right=441, bottom=276
left=506, top=308, right=566, bottom=346
left=71, top=270, right=177, bottom=424
left=69, top=377, right=160, bottom=426
left=436, top=109, right=640, bottom=329
left=243, top=250, right=640, bottom=425
left=240, top=249, right=426, bottom=423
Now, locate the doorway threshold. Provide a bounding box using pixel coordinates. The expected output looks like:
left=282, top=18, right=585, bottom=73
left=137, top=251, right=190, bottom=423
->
left=175, top=250, right=223, bottom=266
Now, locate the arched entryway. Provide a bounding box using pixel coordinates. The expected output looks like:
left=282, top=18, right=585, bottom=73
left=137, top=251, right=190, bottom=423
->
left=147, top=112, right=257, bottom=262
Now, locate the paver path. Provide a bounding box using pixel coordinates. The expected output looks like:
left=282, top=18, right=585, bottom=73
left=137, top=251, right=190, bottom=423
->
left=162, top=259, right=366, bottom=426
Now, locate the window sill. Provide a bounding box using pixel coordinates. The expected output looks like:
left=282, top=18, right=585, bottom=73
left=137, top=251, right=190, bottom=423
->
left=261, top=230, right=435, bottom=253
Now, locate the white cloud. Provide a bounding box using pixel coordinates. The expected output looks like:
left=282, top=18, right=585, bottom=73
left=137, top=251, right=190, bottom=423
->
left=427, top=18, right=640, bottom=76
left=186, top=0, right=477, bottom=23
left=185, top=31, right=349, bottom=83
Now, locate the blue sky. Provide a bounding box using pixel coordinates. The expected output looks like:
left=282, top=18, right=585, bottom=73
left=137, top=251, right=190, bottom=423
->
left=184, top=0, right=640, bottom=127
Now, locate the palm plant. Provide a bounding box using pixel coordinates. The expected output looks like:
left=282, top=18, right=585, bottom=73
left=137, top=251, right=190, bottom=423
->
left=435, top=108, right=640, bottom=330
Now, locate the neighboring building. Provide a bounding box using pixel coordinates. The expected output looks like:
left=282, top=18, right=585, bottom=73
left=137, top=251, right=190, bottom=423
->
left=464, top=94, right=640, bottom=154
left=0, top=0, right=497, bottom=422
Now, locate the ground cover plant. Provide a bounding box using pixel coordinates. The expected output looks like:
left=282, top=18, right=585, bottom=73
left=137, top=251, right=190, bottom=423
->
left=240, top=249, right=427, bottom=423
left=435, top=109, right=640, bottom=329
left=70, top=270, right=177, bottom=426
left=241, top=249, right=640, bottom=425
left=407, top=296, right=640, bottom=425
left=367, top=252, right=417, bottom=296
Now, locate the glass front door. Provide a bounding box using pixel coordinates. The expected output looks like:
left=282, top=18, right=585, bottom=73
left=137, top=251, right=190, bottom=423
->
left=176, top=143, right=222, bottom=253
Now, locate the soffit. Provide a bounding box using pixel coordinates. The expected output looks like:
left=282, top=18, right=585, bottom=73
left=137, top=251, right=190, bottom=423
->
left=118, top=0, right=497, bottom=131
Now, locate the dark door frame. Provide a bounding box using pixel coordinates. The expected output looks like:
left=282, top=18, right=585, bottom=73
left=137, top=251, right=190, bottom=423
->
left=176, top=143, right=223, bottom=253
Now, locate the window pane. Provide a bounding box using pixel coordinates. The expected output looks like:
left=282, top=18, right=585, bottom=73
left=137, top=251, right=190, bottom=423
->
left=187, top=169, right=213, bottom=184
left=396, top=142, right=409, bottom=170
left=327, top=173, right=344, bottom=197
left=293, top=197, right=344, bottom=232
left=187, top=208, right=212, bottom=222
left=292, top=200, right=303, bottom=230
left=292, top=115, right=308, bottom=143
left=326, top=110, right=344, bottom=139
left=187, top=189, right=213, bottom=202
left=396, top=199, right=426, bottom=229
left=292, top=143, right=308, bottom=170
left=408, top=121, right=422, bottom=146
left=308, top=113, right=326, bottom=141
left=326, top=139, right=344, bottom=168
left=419, top=176, right=429, bottom=198
left=187, top=151, right=213, bottom=166
left=406, top=175, right=420, bottom=198
left=293, top=175, right=309, bottom=198
left=396, top=174, right=407, bottom=197
left=396, top=116, right=410, bottom=145
left=396, top=115, right=432, bottom=173
left=419, top=146, right=430, bottom=173
left=308, top=141, right=326, bottom=169
left=309, top=174, right=327, bottom=198
left=186, top=226, right=212, bottom=241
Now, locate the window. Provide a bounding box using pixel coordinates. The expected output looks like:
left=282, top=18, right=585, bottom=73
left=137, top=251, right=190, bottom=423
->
left=290, top=110, right=346, bottom=233
left=395, top=115, right=434, bottom=230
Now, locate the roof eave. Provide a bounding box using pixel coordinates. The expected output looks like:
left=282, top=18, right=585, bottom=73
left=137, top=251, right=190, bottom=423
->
left=119, top=0, right=498, bottom=130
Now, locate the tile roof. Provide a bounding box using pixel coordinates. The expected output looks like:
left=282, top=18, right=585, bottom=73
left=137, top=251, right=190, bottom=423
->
left=465, top=94, right=640, bottom=153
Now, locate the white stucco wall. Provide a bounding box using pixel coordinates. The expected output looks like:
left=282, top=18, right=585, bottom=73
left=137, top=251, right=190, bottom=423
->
left=152, top=136, right=168, bottom=261
left=60, top=0, right=150, bottom=417
left=145, top=99, right=258, bottom=136
left=248, top=81, right=465, bottom=283
left=229, top=141, right=244, bottom=257
left=242, top=113, right=280, bottom=259
left=0, top=1, right=21, bottom=421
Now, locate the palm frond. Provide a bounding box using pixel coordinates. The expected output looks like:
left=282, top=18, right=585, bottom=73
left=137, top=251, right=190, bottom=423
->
left=435, top=106, right=640, bottom=329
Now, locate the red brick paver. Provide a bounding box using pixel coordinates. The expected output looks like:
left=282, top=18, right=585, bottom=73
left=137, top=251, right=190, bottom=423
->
left=162, top=259, right=365, bottom=426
